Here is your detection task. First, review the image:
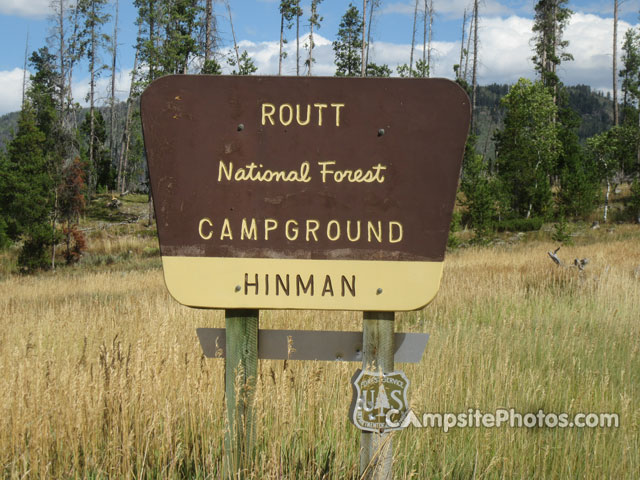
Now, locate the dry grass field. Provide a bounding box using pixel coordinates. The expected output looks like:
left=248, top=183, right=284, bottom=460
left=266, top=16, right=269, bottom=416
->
left=0, top=219, right=639, bottom=478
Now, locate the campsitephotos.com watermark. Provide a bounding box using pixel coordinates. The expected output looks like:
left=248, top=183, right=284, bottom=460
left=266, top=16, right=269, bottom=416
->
left=386, top=408, right=620, bottom=432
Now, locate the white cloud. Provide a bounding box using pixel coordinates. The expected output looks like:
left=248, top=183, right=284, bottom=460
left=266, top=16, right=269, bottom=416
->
left=2, top=11, right=635, bottom=116
left=0, top=0, right=51, bottom=18
left=71, top=68, right=133, bottom=108
left=0, top=68, right=27, bottom=115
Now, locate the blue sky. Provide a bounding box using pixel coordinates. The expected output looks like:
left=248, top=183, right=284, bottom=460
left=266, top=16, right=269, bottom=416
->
left=0, top=0, right=638, bottom=115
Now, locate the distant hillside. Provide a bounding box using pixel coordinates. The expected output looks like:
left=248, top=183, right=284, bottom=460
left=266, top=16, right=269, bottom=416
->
left=0, top=111, right=19, bottom=150
left=473, top=83, right=614, bottom=159
left=0, top=102, right=129, bottom=153
left=0, top=84, right=615, bottom=156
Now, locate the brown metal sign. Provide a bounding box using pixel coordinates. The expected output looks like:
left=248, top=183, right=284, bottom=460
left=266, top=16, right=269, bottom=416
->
left=141, top=75, right=470, bottom=311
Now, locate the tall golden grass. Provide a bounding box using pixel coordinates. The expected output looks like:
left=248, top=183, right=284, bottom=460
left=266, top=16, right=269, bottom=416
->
left=1, top=228, right=638, bottom=478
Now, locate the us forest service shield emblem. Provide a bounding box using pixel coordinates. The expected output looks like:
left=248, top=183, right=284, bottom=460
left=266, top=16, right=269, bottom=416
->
left=350, top=369, right=410, bottom=432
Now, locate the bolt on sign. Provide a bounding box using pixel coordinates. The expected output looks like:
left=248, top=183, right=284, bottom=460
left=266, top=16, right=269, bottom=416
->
left=141, top=76, right=470, bottom=311
left=350, top=370, right=410, bottom=432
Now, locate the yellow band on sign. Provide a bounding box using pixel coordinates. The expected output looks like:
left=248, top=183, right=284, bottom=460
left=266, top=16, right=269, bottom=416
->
left=161, top=256, right=444, bottom=311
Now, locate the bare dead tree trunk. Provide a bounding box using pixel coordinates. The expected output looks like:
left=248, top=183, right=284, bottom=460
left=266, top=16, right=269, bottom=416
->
left=51, top=191, right=58, bottom=270
left=361, top=0, right=366, bottom=77
left=427, top=0, right=433, bottom=77
left=551, top=2, right=558, bottom=106
left=205, top=0, right=213, bottom=64
left=279, top=11, right=285, bottom=75
left=458, top=9, right=467, bottom=80
left=464, top=9, right=473, bottom=81
left=22, top=31, right=29, bottom=108
left=613, top=0, right=619, bottom=126
left=471, top=0, right=478, bottom=132
left=365, top=0, right=375, bottom=74
left=604, top=179, right=611, bottom=223
left=422, top=0, right=427, bottom=71
left=226, top=1, right=241, bottom=68
left=88, top=0, right=97, bottom=196
left=307, top=1, right=319, bottom=76
left=110, top=0, right=119, bottom=176
left=56, top=0, right=66, bottom=120
left=67, top=2, right=80, bottom=132
left=409, top=0, right=419, bottom=73
left=117, top=26, right=140, bottom=195
left=296, top=0, right=300, bottom=76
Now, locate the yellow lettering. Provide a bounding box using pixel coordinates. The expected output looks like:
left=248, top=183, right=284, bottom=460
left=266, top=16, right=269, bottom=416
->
left=389, top=221, right=403, bottom=243
left=218, top=161, right=233, bottom=181
left=327, top=220, right=341, bottom=241
left=241, top=218, right=257, bottom=240
left=296, top=104, right=311, bottom=125
left=346, top=220, right=361, bottom=242
left=220, top=218, right=233, bottom=240
left=367, top=221, right=382, bottom=243
left=279, top=103, right=293, bottom=126
left=306, top=220, right=320, bottom=242
left=261, top=103, right=275, bottom=125
left=318, top=161, right=335, bottom=183
left=314, top=103, right=328, bottom=126
left=264, top=219, right=278, bottom=240
left=331, top=103, right=345, bottom=126
left=198, top=218, right=213, bottom=240
left=285, top=220, right=299, bottom=241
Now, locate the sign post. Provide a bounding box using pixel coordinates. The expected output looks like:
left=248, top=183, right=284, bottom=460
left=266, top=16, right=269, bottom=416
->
left=223, top=309, right=258, bottom=477
left=140, top=75, right=470, bottom=478
left=360, top=312, right=395, bottom=479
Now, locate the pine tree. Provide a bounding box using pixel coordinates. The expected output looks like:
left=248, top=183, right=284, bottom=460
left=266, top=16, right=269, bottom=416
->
left=333, top=4, right=363, bottom=77
left=531, top=0, right=573, bottom=102
left=161, top=0, right=200, bottom=74
left=619, top=28, right=640, bottom=114
left=366, top=63, right=392, bottom=77
left=4, top=104, right=54, bottom=271
left=460, top=136, right=498, bottom=244
left=556, top=98, right=600, bottom=219
left=228, top=50, right=258, bottom=75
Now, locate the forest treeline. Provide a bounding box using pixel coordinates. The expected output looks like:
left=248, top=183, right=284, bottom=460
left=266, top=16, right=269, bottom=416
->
left=1, top=0, right=640, bottom=271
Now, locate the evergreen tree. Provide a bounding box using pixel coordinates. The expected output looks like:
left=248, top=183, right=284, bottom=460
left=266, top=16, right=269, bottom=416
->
left=619, top=27, right=640, bottom=114
left=333, top=4, right=363, bottom=77
left=81, top=110, right=113, bottom=190
left=4, top=104, right=54, bottom=271
left=366, top=62, right=392, bottom=77
left=531, top=0, right=573, bottom=101
left=228, top=50, right=258, bottom=75
left=494, top=78, right=560, bottom=219
left=556, top=95, right=600, bottom=219
left=0, top=151, right=10, bottom=249
left=160, top=0, right=200, bottom=74
left=460, top=136, right=498, bottom=244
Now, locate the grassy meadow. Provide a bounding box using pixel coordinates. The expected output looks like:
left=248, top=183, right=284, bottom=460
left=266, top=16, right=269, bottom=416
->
left=0, top=194, right=639, bottom=478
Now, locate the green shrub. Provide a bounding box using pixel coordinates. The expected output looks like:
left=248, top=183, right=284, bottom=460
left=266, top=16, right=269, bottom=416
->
left=495, top=217, right=544, bottom=233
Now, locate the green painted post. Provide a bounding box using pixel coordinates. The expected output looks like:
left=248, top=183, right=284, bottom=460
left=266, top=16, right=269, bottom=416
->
left=360, top=311, right=395, bottom=480
left=224, top=309, right=259, bottom=479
